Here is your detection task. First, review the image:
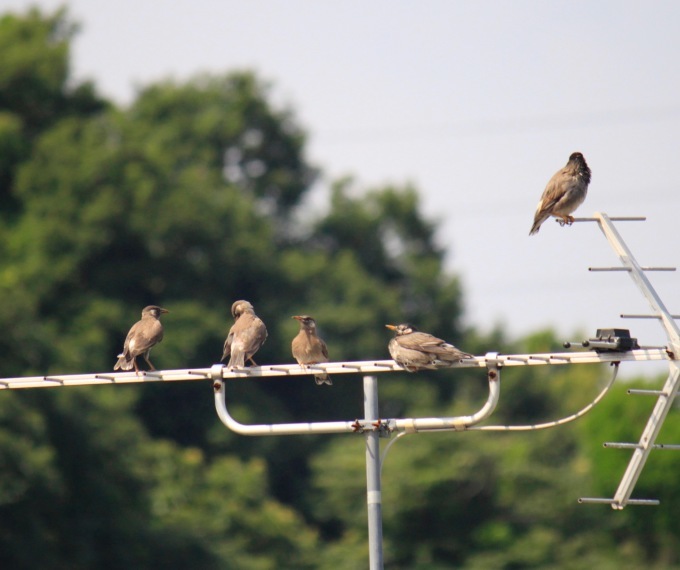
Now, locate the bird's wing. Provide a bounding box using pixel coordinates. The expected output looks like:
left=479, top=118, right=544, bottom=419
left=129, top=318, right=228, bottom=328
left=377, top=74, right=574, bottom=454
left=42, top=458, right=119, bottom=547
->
left=319, top=338, right=329, bottom=361
left=221, top=329, right=235, bottom=362
left=122, top=320, right=142, bottom=350
left=232, top=315, right=268, bottom=358
left=535, top=171, right=569, bottom=213
left=404, top=332, right=470, bottom=358
left=311, top=335, right=329, bottom=361
left=397, top=332, right=448, bottom=353
left=291, top=331, right=305, bottom=362
left=530, top=176, right=568, bottom=235
left=125, top=319, right=163, bottom=356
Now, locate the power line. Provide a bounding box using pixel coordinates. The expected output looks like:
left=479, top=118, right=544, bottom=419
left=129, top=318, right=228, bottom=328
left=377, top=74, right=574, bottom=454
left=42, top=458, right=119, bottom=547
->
left=315, top=105, right=680, bottom=144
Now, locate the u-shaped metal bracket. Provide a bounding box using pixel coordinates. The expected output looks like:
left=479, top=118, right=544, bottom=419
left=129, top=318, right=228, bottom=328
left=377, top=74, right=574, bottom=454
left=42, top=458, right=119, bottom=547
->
left=211, top=353, right=501, bottom=437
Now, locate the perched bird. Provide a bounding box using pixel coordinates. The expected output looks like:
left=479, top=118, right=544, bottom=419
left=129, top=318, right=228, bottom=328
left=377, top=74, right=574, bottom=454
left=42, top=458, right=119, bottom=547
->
left=291, top=315, right=331, bottom=386
left=529, top=152, right=591, bottom=235
left=385, top=323, right=473, bottom=372
left=114, top=305, right=169, bottom=374
left=221, top=300, right=268, bottom=368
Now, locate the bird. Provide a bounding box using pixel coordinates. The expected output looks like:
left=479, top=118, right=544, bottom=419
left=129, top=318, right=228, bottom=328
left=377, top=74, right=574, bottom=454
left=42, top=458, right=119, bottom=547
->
left=385, top=323, right=473, bottom=372
left=221, top=300, right=268, bottom=368
left=529, top=151, right=591, bottom=235
left=114, top=305, right=169, bottom=374
left=291, top=315, right=331, bottom=385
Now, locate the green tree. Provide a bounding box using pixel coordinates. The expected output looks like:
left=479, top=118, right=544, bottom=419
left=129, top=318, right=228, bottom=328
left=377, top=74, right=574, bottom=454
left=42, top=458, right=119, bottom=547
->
left=6, top=7, right=680, bottom=570
left=0, top=387, right=320, bottom=569
left=0, top=7, right=104, bottom=212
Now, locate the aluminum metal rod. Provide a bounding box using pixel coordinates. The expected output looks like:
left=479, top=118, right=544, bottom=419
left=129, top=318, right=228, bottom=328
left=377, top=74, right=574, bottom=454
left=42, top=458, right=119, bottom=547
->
left=379, top=363, right=503, bottom=469
left=627, top=389, right=668, bottom=396
left=593, top=212, right=680, bottom=509
left=578, top=497, right=660, bottom=506
left=595, top=212, right=680, bottom=349
left=578, top=498, right=621, bottom=505
left=603, top=442, right=680, bottom=450
left=472, top=362, right=619, bottom=432
left=611, top=363, right=680, bottom=509
left=392, top=359, right=500, bottom=433
left=573, top=216, right=647, bottom=222
left=211, top=360, right=502, bottom=437
left=589, top=267, right=676, bottom=272
left=0, top=349, right=668, bottom=391
left=621, top=314, right=680, bottom=319
left=364, top=376, right=384, bottom=570
left=212, top=366, right=359, bottom=436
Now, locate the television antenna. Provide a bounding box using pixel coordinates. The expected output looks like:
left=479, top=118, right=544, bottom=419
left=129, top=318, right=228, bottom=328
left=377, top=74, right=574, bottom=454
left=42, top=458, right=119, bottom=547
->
left=1, top=212, right=678, bottom=570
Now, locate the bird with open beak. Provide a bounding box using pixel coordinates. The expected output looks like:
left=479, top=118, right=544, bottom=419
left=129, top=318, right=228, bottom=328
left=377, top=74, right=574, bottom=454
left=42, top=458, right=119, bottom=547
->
left=114, top=305, right=169, bottom=374
left=291, top=315, right=331, bottom=385
left=386, top=323, right=473, bottom=372
left=221, top=300, right=268, bottom=368
left=529, top=151, right=591, bottom=235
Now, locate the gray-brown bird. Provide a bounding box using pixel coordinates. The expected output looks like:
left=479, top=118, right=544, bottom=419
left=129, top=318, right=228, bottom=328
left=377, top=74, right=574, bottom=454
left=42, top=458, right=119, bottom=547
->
left=221, top=300, right=268, bottom=368
left=386, top=323, right=473, bottom=372
left=529, top=152, right=591, bottom=235
left=291, top=315, right=331, bottom=385
left=114, top=305, right=169, bottom=374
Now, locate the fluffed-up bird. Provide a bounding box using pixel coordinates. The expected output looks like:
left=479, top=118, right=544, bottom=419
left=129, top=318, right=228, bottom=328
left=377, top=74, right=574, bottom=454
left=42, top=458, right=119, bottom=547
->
left=114, top=305, right=169, bottom=374
left=221, top=300, right=268, bottom=368
left=385, top=323, right=473, bottom=372
left=529, top=151, right=591, bottom=236
left=291, top=315, right=331, bottom=385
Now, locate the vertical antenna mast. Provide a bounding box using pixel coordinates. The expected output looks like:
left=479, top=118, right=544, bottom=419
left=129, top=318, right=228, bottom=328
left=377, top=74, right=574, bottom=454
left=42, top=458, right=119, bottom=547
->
left=580, top=213, right=680, bottom=509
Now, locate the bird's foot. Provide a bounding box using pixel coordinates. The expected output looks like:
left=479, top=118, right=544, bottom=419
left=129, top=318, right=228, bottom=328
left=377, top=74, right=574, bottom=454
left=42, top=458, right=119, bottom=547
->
left=314, top=375, right=332, bottom=386
left=351, top=419, right=365, bottom=433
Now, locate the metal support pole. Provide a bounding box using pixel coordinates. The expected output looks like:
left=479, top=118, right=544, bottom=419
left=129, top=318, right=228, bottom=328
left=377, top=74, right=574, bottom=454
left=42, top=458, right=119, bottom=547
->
left=364, top=375, right=384, bottom=570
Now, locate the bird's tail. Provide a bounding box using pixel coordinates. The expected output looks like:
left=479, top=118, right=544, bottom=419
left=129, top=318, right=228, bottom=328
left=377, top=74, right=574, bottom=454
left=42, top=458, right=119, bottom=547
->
left=227, top=351, right=246, bottom=369
left=435, top=350, right=475, bottom=367
left=314, top=374, right=332, bottom=386
left=529, top=213, right=549, bottom=235
left=114, top=353, right=134, bottom=371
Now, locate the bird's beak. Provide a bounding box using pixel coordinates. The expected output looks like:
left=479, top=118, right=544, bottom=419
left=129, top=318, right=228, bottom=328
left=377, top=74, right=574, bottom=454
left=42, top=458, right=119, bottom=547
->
left=292, top=315, right=302, bottom=321
left=160, top=308, right=170, bottom=314
left=385, top=324, right=397, bottom=330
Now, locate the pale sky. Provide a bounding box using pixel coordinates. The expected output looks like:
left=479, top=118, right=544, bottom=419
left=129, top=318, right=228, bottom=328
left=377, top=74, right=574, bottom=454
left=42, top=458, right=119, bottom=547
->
left=4, top=0, right=680, bottom=378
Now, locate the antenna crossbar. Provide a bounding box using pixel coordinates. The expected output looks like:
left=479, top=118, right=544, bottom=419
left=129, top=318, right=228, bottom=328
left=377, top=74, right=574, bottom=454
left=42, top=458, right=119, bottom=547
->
left=578, top=497, right=660, bottom=507
left=0, top=348, right=668, bottom=391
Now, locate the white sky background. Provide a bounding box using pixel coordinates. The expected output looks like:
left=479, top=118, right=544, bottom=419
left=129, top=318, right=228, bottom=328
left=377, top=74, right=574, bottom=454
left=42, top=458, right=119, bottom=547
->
left=4, top=0, right=680, bottom=378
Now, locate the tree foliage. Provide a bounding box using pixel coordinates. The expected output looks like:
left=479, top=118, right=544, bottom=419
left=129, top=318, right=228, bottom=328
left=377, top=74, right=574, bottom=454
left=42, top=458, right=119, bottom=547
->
left=1, top=7, right=680, bottom=569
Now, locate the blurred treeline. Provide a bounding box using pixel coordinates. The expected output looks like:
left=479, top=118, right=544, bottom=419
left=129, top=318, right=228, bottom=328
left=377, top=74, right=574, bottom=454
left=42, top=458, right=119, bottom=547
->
left=1, top=7, right=680, bottom=569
